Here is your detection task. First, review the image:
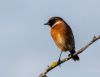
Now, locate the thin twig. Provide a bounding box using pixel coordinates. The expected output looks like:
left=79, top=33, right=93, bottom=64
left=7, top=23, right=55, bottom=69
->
left=39, top=35, right=100, bottom=77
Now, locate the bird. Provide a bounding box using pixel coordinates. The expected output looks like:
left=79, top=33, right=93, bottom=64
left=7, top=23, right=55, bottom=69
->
left=44, top=16, right=79, bottom=62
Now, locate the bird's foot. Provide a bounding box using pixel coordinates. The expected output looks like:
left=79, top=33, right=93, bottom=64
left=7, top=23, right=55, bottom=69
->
left=57, top=58, right=61, bottom=67
left=68, top=54, right=72, bottom=57
left=58, top=58, right=61, bottom=63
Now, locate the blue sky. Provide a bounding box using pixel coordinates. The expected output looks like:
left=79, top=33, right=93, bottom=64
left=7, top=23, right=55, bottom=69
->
left=0, top=0, right=100, bottom=77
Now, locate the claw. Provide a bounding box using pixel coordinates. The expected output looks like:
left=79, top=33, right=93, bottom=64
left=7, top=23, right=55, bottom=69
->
left=68, top=54, right=72, bottom=57
left=57, top=58, right=61, bottom=67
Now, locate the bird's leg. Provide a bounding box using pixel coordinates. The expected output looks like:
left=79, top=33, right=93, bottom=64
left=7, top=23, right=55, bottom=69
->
left=58, top=51, right=62, bottom=63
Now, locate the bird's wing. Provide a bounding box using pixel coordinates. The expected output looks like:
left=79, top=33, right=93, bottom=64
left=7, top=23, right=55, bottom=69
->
left=63, top=23, right=75, bottom=50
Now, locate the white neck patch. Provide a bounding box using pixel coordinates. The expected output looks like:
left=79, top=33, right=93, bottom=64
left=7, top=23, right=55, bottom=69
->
left=53, top=20, right=62, bottom=27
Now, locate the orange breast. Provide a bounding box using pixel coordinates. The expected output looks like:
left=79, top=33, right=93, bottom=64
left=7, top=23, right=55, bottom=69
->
left=51, top=23, right=68, bottom=51
left=50, top=21, right=75, bottom=51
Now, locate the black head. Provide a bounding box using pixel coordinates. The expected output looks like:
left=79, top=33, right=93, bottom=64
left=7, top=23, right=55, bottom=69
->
left=44, top=17, right=63, bottom=27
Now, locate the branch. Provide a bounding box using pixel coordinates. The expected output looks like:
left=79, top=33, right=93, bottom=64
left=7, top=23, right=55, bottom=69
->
left=39, top=35, right=100, bottom=77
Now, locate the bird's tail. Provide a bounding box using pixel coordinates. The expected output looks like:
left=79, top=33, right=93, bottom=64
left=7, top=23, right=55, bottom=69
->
left=70, top=50, right=79, bottom=61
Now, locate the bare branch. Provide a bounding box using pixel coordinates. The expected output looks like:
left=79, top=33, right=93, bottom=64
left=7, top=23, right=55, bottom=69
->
left=39, top=35, right=100, bottom=77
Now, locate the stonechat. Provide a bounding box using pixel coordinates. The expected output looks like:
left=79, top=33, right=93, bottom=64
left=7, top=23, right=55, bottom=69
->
left=44, top=16, right=79, bottom=61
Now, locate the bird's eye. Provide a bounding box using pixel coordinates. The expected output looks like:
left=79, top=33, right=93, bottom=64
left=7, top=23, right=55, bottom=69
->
left=48, top=19, right=55, bottom=26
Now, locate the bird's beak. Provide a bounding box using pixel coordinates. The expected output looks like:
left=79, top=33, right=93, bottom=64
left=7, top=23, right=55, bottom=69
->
left=44, top=22, right=49, bottom=25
